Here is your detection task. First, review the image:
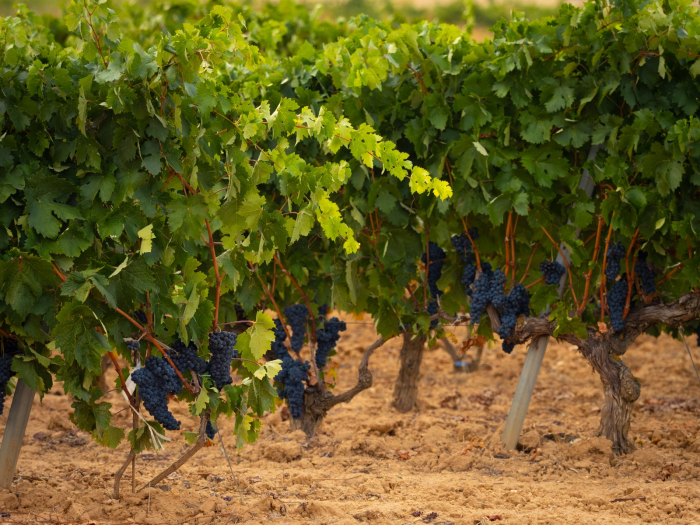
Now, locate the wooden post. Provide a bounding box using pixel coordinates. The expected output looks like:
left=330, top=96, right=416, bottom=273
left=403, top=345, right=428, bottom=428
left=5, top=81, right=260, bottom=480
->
left=501, top=145, right=601, bottom=450
left=0, top=380, right=36, bottom=489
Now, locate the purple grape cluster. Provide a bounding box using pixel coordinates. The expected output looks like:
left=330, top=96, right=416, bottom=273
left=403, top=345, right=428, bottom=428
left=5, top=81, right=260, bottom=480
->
left=0, top=337, right=21, bottom=415
left=315, top=317, right=347, bottom=369
left=283, top=304, right=309, bottom=352
left=134, top=310, right=147, bottom=325
left=422, top=242, right=446, bottom=298
left=606, top=279, right=628, bottom=332
left=540, top=260, right=565, bottom=285
left=470, top=266, right=506, bottom=324
left=605, top=242, right=626, bottom=280
left=206, top=421, right=216, bottom=440
left=126, top=339, right=140, bottom=363
left=208, top=331, right=238, bottom=390
left=494, top=283, right=530, bottom=354
left=168, top=340, right=209, bottom=375
left=452, top=229, right=479, bottom=295
left=634, top=251, right=657, bottom=295
left=275, top=356, right=310, bottom=419
left=132, top=355, right=183, bottom=430
left=271, top=319, right=289, bottom=360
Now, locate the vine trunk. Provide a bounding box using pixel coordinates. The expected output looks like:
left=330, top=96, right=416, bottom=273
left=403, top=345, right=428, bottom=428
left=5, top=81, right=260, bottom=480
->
left=580, top=337, right=641, bottom=455
left=392, top=332, right=427, bottom=413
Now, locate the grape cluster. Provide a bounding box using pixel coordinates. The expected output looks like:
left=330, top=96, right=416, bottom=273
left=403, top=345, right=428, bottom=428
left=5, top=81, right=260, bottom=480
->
left=495, top=283, right=530, bottom=353
left=0, top=338, right=21, bottom=415
left=206, top=421, right=216, bottom=440
left=452, top=229, right=479, bottom=294
left=469, top=266, right=505, bottom=323
left=208, top=331, right=238, bottom=390
left=422, top=242, right=446, bottom=298
left=606, top=279, right=628, bottom=332
left=540, top=260, right=565, bottom=285
left=132, top=356, right=183, bottom=430
left=271, top=318, right=289, bottom=360
left=283, top=304, right=309, bottom=352
left=315, top=318, right=347, bottom=369
left=605, top=242, right=626, bottom=280
left=134, top=310, right=148, bottom=325
left=234, top=304, right=246, bottom=321
left=168, top=340, right=209, bottom=375
left=126, top=339, right=140, bottom=363
left=634, top=251, right=657, bottom=295
left=317, top=303, right=329, bottom=318
left=275, top=356, right=310, bottom=419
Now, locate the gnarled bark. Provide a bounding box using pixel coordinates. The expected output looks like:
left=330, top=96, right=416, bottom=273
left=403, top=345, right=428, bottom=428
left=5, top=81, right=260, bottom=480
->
left=579, top=337, right=640, bottom=454
left=291, top=338, right=385, bottom=436
left=392, top=332, right=427, bottom=413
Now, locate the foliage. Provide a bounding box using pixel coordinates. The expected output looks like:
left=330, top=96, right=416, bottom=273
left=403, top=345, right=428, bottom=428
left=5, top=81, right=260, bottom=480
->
left=0, top=0, right=447, bottom=451
left=219, top=0, right=700, bottom=351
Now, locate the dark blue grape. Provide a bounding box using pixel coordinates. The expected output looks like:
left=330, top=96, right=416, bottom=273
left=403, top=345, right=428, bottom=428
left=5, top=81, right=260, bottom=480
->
left=168, top=340, right=209, bottom=375
left=208, top=331, right=238, bottom=390
left=274, top=356, right=310, bottom=419
left=634, top=251, right=657, bottom=295
left=606, top=279, right=628, bottom=333
left=495, top=283, right=530, bottom=353
left=540, top=260, right=565, bottom=285
left=453, top=230, right=480, bottom=296
left=134, top=310, right=147, bottom=325
left=605, top=242, right=626, bottom=280
left=315, top=317, right=346, bottom=369
left=132, top=356, right=182, bottom=431
left=284, top=304, right=309, bottom=353
left=470, top=266, right=505, bottom=323
left=271, top=319, right=289, bottom=360
left=421, top=242, right=446, bottom=298
left=206, top=421, right=216, bottom=440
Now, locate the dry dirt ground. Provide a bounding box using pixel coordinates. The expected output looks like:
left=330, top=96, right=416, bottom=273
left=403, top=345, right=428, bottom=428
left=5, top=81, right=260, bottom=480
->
left=1, top=316, right=700, bottom=524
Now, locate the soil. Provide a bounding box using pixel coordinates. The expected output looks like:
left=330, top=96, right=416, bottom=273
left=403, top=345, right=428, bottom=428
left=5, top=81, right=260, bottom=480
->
left=1, top=316, right=700, bottom=524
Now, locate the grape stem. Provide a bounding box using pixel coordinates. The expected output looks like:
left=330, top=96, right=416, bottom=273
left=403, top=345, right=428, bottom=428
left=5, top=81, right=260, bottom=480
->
left=656, top=264, right=683, bottom=285
left=106, top=351, right=135, bottom=405
left=525, top=277, right=545, bottom=290
left=405, top=284, right=421, bottom=310
left=622, top=228, right=640, bottom=319
left=52, top=264, right=67, bottom=283
left=519, top=242, right=539, bottom=284
left=577, top=215, right=604, bottom=316
left=205, top=219, right=222, bottom=331
left=599, top=215, right=615, bottom=323
left=460, top=217, right=481, bottom=271
left=540, top=226, right=579, bottom=307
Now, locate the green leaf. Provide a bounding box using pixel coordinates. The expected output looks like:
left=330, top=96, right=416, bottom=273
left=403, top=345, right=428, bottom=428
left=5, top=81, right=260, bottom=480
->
left=245, top=311, right=275, bottom=360
left=290, top=205, right=314, bottom=243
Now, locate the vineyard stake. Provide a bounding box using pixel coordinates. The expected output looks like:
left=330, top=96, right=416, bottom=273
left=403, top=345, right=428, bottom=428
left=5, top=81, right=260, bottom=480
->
left=0, top=380, right=36, bottom=489
left=501, top=145, right=600, bottom=450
